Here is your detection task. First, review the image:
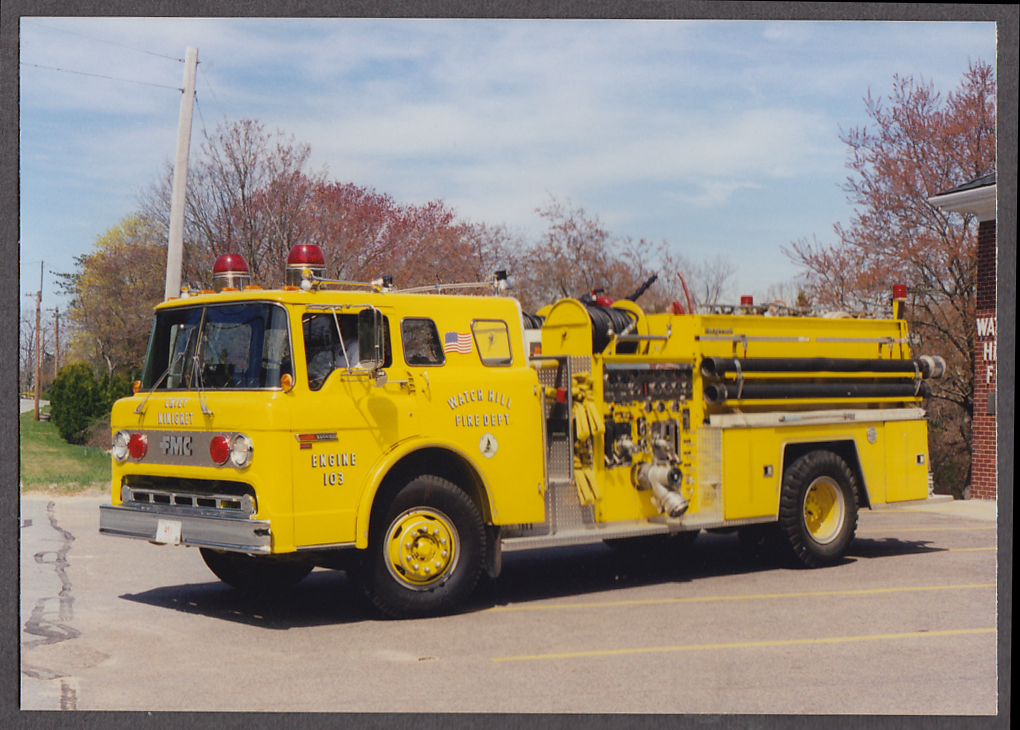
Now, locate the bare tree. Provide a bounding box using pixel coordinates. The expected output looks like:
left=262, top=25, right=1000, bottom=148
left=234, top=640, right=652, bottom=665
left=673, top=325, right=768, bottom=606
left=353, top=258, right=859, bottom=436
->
left=507, top=198, right=652, bottom=312
left=786, top=61, right=995, bottom=496
left=304, top=183, right=479, bottom=288
left=142, top=119, right=324, bottom=288
left=664, top=253, right=738, bottom=310
left=19, top=308, right=51, bottom=392
left=466, top=197, right=739, bottom=315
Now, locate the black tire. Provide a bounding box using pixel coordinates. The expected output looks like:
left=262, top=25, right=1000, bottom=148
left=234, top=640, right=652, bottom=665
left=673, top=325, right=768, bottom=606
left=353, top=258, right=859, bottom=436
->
left=363, top=475, right=486, bottom=619
left=200, top=548, right=313, bottom=593
left=778, top=450, right=859, bottom=568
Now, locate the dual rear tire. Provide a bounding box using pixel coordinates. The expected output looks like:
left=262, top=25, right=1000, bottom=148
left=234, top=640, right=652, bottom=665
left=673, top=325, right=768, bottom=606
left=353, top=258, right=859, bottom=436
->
left=777, top=450, right=859, bottom=567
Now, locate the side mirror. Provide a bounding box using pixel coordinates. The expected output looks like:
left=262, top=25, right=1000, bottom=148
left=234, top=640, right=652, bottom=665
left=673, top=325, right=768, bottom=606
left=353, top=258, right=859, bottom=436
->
left=358, top=307, right=385, bottom=372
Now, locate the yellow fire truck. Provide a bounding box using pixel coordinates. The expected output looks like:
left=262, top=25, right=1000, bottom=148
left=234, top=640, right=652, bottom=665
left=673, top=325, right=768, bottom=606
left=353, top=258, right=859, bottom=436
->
left=100, top=245, right=944, bottom=618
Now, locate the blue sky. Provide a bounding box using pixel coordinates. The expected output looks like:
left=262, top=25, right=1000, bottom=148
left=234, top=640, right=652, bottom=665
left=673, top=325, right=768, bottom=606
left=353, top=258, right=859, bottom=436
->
left=18, top=17, right=997, bottom=310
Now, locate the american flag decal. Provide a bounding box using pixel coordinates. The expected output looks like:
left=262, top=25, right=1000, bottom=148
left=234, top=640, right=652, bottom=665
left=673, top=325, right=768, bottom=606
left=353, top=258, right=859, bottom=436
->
left=444, top=331, right=473, bottom=354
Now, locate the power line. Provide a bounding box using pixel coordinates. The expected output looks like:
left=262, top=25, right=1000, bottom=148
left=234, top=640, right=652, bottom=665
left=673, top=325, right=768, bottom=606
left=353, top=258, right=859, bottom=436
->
left=195, top=95, right=210, bottom=139
left=19, top=62, right=183, bottom=91
left=22, top=19, right=186, bottom=62
left=198, top=62, right=225, bottom=119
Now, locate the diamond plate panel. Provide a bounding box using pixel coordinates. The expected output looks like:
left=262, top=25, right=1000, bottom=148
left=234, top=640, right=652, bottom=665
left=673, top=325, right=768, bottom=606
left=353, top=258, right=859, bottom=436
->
left=696, top=426, right=724, bottom=522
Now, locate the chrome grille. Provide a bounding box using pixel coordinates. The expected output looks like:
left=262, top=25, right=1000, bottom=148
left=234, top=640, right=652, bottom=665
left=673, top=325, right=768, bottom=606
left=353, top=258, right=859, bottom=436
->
left=120, top=481, right=256, bottom=519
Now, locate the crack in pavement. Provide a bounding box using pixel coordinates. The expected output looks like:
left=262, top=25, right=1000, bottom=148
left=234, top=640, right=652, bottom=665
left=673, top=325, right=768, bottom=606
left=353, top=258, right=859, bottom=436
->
left=60, top=679, right=78, bottom=710
left=22, top=500, right=81, bottom=708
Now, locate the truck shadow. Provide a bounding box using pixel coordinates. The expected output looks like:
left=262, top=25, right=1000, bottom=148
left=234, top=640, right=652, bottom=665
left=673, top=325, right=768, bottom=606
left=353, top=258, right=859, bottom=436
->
left=119, top=531, right=942, bottom=628
left=119, top=570, right=377, bottom=628
left=847, top=535, right=945, bottom=560
left=471, top=531, right=942, bottom=610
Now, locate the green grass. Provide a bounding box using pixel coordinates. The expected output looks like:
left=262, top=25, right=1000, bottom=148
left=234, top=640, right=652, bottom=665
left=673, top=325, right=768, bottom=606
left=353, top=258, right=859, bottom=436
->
left=19, top=409, right=111, bottom=493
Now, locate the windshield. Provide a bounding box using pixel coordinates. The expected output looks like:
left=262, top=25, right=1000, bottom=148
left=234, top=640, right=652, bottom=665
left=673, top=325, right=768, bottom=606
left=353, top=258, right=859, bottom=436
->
left=141, top=303, right=293, bottom=390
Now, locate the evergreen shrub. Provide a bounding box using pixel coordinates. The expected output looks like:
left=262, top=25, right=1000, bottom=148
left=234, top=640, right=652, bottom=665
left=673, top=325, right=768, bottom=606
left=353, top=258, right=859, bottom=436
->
left=48, top=362, right=107, bottom=445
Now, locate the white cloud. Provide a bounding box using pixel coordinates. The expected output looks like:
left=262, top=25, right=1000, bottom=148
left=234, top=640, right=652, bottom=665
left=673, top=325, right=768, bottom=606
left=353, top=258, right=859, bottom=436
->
left=761, top=21, right=816, bottom=44
left=18, top=16, right=999, bottom=301
left=671, top=180, right=763, bottom=208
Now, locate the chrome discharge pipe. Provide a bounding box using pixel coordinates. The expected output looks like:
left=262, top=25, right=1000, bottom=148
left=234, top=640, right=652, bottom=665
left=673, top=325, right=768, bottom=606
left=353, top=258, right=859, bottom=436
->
left=633, top=462, right=688, bottom=518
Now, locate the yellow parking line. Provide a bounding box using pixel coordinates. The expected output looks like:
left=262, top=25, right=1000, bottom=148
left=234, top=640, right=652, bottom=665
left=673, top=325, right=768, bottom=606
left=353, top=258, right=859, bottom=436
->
left=946, top=547, right=997, bottom=552
left=857, top=525, right=996, bottom=533
left=869, top=505, right=994, bottom=513
left=486, top=583, right=995, bottom=613
left=491, top=628, right=996, bottom=662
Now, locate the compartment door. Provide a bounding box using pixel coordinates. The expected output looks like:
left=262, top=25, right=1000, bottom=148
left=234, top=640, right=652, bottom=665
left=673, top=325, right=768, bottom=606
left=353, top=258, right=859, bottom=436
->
left=884, top=419, right=930, bottom=503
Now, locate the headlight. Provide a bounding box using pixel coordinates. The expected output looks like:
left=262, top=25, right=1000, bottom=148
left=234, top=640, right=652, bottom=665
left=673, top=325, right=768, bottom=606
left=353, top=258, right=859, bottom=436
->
left=112, top=430, right=130, bottom=461
left=230, top=434, right=254, bottom=468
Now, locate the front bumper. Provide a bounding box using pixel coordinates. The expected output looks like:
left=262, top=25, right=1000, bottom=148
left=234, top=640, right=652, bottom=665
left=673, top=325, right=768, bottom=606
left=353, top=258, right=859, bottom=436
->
left=99, top=504, right=273, bottom=553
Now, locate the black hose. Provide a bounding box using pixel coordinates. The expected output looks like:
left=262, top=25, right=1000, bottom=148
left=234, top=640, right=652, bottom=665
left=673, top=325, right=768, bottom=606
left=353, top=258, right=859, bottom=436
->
left=521, top=312, right=545, bottom=330
left=625, top=274, right=658, bottom=302
left=585, top=304, right=636, bottom=353
left=703, top=380, right=932, bottom=404
left=701, top=356, right=940, bottom=379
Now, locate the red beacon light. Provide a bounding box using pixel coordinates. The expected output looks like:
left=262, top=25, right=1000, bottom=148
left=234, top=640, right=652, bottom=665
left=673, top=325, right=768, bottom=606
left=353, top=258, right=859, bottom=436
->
left=285, top=244, right=326, bottom=289
left=212, top=253, right=251, bottom=292
left=892, top=284, right=908, bottom=320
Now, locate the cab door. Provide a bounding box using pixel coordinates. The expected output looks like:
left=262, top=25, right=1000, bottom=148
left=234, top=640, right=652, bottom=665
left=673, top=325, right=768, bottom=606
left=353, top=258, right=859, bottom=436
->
left=290, top=307, right=418, bottom=547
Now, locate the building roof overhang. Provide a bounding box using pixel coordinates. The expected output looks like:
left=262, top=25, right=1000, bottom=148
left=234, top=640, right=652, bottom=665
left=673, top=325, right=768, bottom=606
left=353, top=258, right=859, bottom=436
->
left=928, top=171, right=997, bottom=222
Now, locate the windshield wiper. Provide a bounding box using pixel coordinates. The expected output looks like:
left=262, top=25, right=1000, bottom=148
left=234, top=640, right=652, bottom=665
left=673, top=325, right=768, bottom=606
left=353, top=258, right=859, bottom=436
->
left=190, top=310, right=214, bottom=416
left=133, top=330, right=194, bottom=415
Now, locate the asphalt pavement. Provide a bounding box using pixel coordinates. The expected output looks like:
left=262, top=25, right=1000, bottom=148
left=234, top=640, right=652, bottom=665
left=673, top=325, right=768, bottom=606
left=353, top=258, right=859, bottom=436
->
left=18, top=490, right=1002, bottom=714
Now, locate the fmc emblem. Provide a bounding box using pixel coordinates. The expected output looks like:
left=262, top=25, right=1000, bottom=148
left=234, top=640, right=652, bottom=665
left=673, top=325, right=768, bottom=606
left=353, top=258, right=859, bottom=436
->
left=160, top=435, right=193, bottom=457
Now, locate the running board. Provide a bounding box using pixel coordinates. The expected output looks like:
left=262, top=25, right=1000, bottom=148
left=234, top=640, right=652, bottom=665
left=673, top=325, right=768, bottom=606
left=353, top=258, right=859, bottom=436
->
left=500, top=514, right=777, bottom=552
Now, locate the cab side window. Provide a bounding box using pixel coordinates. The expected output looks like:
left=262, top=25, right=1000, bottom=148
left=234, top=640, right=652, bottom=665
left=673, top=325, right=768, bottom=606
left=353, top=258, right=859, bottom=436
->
left=402, top=318, right=445, bottom=366
left=303, top=311, right=393, bottom=390
left=471, top=320, right=512, bottom=366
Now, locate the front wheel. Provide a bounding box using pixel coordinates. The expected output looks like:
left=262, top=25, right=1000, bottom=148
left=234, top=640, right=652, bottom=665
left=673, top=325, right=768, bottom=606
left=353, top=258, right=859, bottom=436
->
left=363, top=475, right=486, bottom=618
left=778, top=450, right=859, bottom=568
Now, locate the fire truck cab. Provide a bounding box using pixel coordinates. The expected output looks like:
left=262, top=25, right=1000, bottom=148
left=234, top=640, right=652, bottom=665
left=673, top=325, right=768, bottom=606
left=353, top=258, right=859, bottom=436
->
left=100, top=246, right=943, bottom=618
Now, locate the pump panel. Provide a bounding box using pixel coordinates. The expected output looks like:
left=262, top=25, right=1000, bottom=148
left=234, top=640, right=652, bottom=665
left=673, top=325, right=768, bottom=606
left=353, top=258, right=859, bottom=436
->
left=603, top=364, right=693, bottom=404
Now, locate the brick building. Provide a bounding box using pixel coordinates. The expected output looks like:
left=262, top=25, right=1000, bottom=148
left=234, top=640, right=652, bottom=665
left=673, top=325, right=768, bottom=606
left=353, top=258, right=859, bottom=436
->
left=929, top=171, right=997, bottom=500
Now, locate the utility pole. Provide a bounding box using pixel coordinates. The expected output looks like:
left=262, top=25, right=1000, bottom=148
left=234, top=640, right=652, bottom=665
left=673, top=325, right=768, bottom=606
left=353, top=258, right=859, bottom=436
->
left=51, top=307, right=60, bottom=379
left=165, top=46, right=198, bottom=301
left=34, top=261, right=42, bottom=422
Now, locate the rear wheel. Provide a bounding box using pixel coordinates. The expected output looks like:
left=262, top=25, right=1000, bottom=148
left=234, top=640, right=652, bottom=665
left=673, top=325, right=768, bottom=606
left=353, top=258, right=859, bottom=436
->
left=200, top=548, right=313, bottom=593
left=778, top=450, right=858, bottom=567
left=363, top=475, right=486, bottom=618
